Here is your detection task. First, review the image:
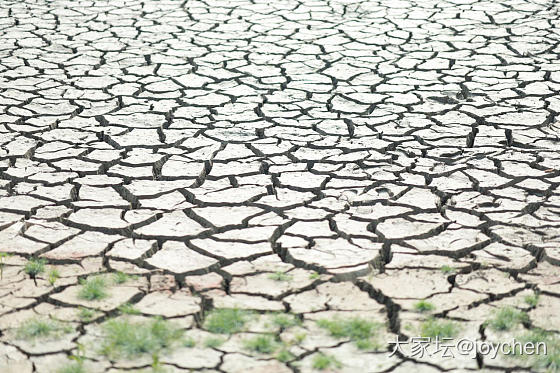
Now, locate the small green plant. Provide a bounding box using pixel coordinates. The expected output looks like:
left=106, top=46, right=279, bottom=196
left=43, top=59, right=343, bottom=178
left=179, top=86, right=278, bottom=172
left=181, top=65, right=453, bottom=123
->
left=183, top=337, right=196, bottom=348
left=440, top=265, right=456, bottom=274
left=421, top=318, right=459, bottom=338
left=243, top=334, right=277, bottom=354
left=312, top=353, right=341, bottom=370
left=204, top=337, right=225, bottom=348
left=485, top=307, right=528, bottom=331
left=16, top=318, right=72, bottom=340
left=24, top=257, right=46, bottom=278
left=204, top=308, right=251, bottom=334
left=118, top=303, right=141, bottom=315
left=524, top=293, right=539, bottom=307
left=78, top=307, right=96, bottom=321
left=276, top=348, right=294, bottom=362
left=56, top=362, right=86, bottom=373
left=48, top=267, right=60, bottom=286
left=272, top=313, right=301, bottom=329
left=78, top=276, right=108, bottom=301
left=509, top=328, right=560, bottom=371
left=268, top=271, right=293, bottom=282
left=113, top=271, right=129, bottom=284
left=414, top=300, right=436, bottom=313
left=0, top=252, right=11, bottom=279
left=317, top=317, right=382, bottom=349
left=294, top=333, right=306, bottom=344
left=100, top=317, right=183, bottom=358
left=309, top=271, right=320, bottom=280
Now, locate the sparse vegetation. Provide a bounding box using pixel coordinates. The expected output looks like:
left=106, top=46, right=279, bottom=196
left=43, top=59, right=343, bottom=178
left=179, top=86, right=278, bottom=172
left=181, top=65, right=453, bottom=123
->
left=78, top=307, right=96, bottom=321
left=510, top=328, right=560, bottom=371
left=16, top=318, right=72, bottom=340
left=78, top=275, right=108, bottom=301
left=524, top=293, right=539, bottom=307
left=0, top=252, right=11, bottom=279
left=276, top=348, right=295, bottom=362
left=309, top=271, right=320, bottom=280
left=183, top=337, right=196, bottom=348
left=312, top=353, right=341, bottom=370
left=204, top=337, right=225, bottom=348
left=113, top=271, right=130, bottom=284
left=118, top=303, right=141, bottom=315
left=317, top=317, right=382, bottom=350
left=414, top=300, right=435, bottom=313
left=268, top=271, right=293, bottom=282
left=56, top=362, right=86, bottom=373
left=24, top=257, right=46, bottom=278
left=243, top=334, right=277, bottom=354
left=485, top=307, right=528, bottom=331
left=440, top=265, right=456, bottom=274
left=48, top=267, right=60, bottom=286
left=100, top=317, right=183, bottom=359
left=272, top=313, right=301, bottom=329
left=421, top=318, right=459, bottom=339
left=204, top=308, right=251, bottom=334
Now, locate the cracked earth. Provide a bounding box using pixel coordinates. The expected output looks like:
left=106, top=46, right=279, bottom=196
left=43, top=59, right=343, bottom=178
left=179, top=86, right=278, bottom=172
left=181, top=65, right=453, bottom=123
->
left=1, top=0, right=560, bottom=372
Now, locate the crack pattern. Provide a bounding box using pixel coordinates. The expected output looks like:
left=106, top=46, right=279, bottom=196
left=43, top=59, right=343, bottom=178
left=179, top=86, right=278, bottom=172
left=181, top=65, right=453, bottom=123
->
left=1, top=0, right=560, bottom=372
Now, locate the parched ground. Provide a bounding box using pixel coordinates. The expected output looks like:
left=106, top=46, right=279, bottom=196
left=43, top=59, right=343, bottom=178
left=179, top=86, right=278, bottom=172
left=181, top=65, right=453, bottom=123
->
left=1, top=0, right=560, bottom=372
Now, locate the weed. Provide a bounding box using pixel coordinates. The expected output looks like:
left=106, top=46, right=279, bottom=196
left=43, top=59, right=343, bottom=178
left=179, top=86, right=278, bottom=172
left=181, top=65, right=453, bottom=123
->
left=309, top=271, right=320, bottom=280
left=183, top=337, right=196, bottom=348
left=204, top=337, right=225, bottom=348
left=414, top=300, right=435, bottom=313
left=272, top=313, right=301, bottom=329
left=294, top=333, right=307, bottom=344
left=24, top=257, right=46, bottom=278
left=78, top=276, right=108, bottom=301
left=511, top=328, right=560, bottom=371
left=48, top=267, right=60, bottom=286
left=16, top=318, right=72, bottom=340
left=268, top=271, right=293, bottom=282
left=78, top=307, right=96, bottom=321
left=276, top=348, right=295, bottom=362
left=312, top=353, right=341, bottom=370
left=485, top=307, right=529, bottom=331
left=118, top=303, right=141, bottom=315
left=421, top=318, right=459, bottom=338
left=0, top=252, right=11, bottom=279
left=204, top=308, right=251, bottom=334
left=317, top=317, right=382, bottom=349
left=113, top=271, right=129, bottom=284
left=100, top=317, right=183, bottom=358
left=56, top=362, right=86, bottom=373
left=243, top=334, right=277, bottom=354
left=440, top=265, right=456, bottom=274
left=524, top=293, right=539, bottom=307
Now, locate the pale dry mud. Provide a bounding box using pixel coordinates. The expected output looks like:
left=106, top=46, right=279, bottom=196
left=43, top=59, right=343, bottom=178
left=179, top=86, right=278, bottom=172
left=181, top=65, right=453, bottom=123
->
left=0, top=0, right=560, bottom=372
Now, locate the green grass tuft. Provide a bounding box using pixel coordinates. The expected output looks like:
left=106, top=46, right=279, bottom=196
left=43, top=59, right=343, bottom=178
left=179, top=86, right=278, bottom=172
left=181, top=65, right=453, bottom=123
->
left=272, top=313, right=301, bottom=329
left=276, top=348, right=295, bottom=362
left=204, top=308, right=251, bottom=334
left=312, top=353, right=341, bottom=370
left=78, top=276, right=108, bottom=301
left=204, top=337, right=225, bottom=349
left=48, top=267, right=60, bottom=286
left=421, top=318, right=459, bottom=339
left=118, top=303, right=141, bottom=315
left=243, top=334, right=277, bottom=354
left=268, top=271, right=293, bottom=282
left=56, top=362, right=86, bottom=373
left=78, top=307, right=96, bottom=321
left=113, top=271, right=130, bottom=284
left=100, top=317, right=183, bottom=358
left=485, top=307, right=529, bottom=331
left=16, top=318, right=72, bottom=340
left=414, top=300, right=435, bottom=313
left=309, top=271, right=320, bottom=280
left=524, top=293, right=539, bottom=307
left=440, top=265, right=456, bottom=274
left=24, top=257, right=46, bottom=277
left=317, top=317, right=382, bottom=350
left=183, top=337, right=196, bottom=348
